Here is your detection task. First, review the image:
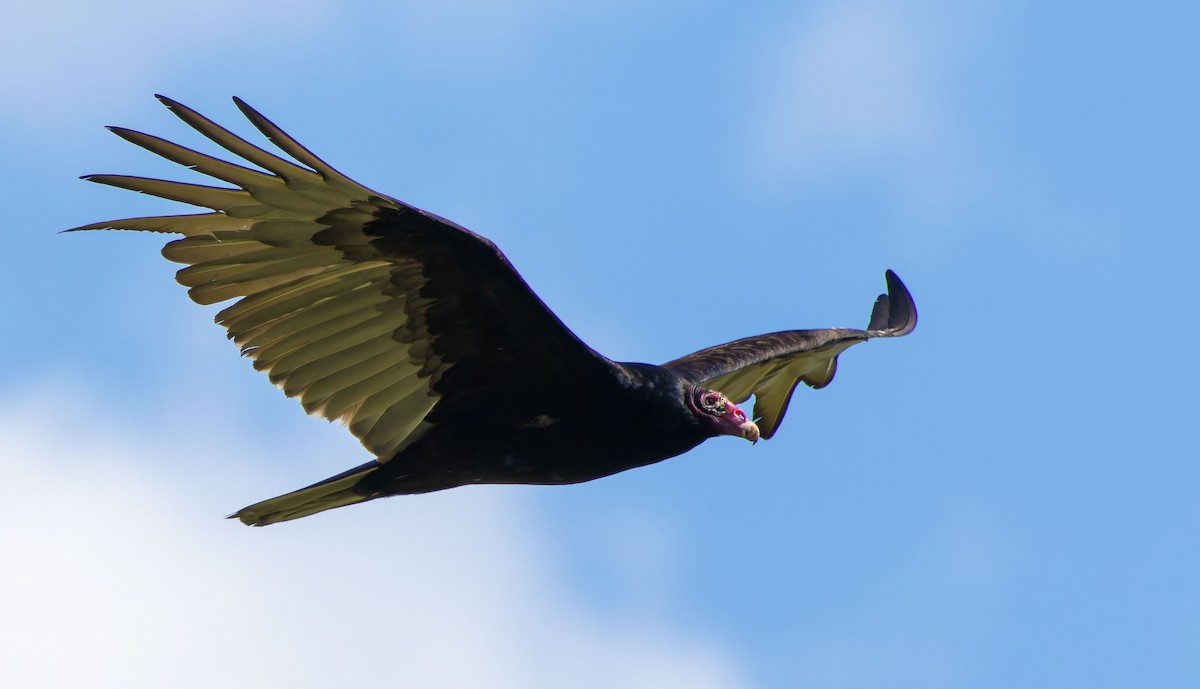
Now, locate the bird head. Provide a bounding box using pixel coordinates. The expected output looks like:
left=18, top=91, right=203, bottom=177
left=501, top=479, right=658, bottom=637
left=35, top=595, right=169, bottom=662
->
left=689, top=388, right=760, bottom=443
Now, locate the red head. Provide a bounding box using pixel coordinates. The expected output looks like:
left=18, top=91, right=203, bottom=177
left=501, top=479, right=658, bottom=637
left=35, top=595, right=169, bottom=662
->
left=689, top=388, right=760, bottom=443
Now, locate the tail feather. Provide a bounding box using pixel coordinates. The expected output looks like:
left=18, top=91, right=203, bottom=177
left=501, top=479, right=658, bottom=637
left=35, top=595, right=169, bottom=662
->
left=231, top=461, right=379, bottom=526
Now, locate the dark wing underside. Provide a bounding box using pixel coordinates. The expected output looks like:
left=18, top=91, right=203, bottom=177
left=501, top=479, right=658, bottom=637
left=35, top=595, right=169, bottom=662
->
left=662, top=270, right=916, bottom=439
left=70, top=96, right=619, bottom=460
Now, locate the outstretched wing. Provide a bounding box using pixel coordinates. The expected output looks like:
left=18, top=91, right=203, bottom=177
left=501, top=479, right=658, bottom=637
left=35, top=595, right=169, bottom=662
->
left=71, top=96, right=618, bottom=460
left=661, top=270, right=916, bottom=440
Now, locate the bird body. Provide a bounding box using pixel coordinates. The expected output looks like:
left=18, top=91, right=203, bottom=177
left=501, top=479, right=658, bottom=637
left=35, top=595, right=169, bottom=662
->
left=73, top=97, right=917, bottom=525
left=368, top=363, right=710, bottom=490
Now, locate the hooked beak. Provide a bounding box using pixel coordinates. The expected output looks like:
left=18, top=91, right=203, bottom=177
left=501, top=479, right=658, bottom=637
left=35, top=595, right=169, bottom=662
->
left=738, top=419, right=760, bottom=444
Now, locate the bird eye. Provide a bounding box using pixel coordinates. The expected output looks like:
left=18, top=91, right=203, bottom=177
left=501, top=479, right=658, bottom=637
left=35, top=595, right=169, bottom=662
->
left=701, top=394, right=726, bottom=414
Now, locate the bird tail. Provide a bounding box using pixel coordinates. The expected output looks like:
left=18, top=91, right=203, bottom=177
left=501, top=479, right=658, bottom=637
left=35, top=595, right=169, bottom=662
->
left=230, top=461, right=380, bottom=526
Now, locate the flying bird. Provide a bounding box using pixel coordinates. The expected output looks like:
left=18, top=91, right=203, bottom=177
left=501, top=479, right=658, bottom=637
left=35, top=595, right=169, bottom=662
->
left=72, top=97, right=917, bottom=526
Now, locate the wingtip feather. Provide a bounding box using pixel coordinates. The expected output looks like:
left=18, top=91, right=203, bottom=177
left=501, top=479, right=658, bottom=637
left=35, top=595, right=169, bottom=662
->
left=867, top=270, right=917, bottom=337
left=156, top=94, right=183, bottom=110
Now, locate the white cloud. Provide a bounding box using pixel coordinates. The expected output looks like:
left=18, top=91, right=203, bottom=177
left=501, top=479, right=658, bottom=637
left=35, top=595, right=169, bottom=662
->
left=0, top=382, right=750, bottom=689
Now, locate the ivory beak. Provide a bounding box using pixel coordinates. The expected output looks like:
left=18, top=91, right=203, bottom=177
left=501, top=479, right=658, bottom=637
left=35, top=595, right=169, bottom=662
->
left=738, top=420, right=760, bottom=444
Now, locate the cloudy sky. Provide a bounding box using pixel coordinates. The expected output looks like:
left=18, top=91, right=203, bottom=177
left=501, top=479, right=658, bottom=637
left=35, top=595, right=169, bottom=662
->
left=3, top=1, right=1198, bottom=687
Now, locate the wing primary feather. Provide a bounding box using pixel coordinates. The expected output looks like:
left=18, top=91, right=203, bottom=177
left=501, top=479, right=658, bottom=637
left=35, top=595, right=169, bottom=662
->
left=867, top=294, right=891, bottom=332
left=82, top=175, right=253, bottom=211
left=868, top=270, right=917, bottom=337
left=65, top=213, right=249, bottom=235
left=155, top=94, right=318, bottom=183
left=232, top=97, right=371, bottom=195
left=106, top=127, right=278, bottom=190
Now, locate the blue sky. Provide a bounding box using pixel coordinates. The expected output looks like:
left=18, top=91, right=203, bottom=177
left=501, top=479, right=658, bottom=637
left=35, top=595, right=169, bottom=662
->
left=3, top=1, right=1198, bottom=687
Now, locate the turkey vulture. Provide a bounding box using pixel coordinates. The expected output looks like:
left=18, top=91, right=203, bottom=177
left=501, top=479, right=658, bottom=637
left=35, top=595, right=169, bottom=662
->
left=72, top=96, right=917, bottom=526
